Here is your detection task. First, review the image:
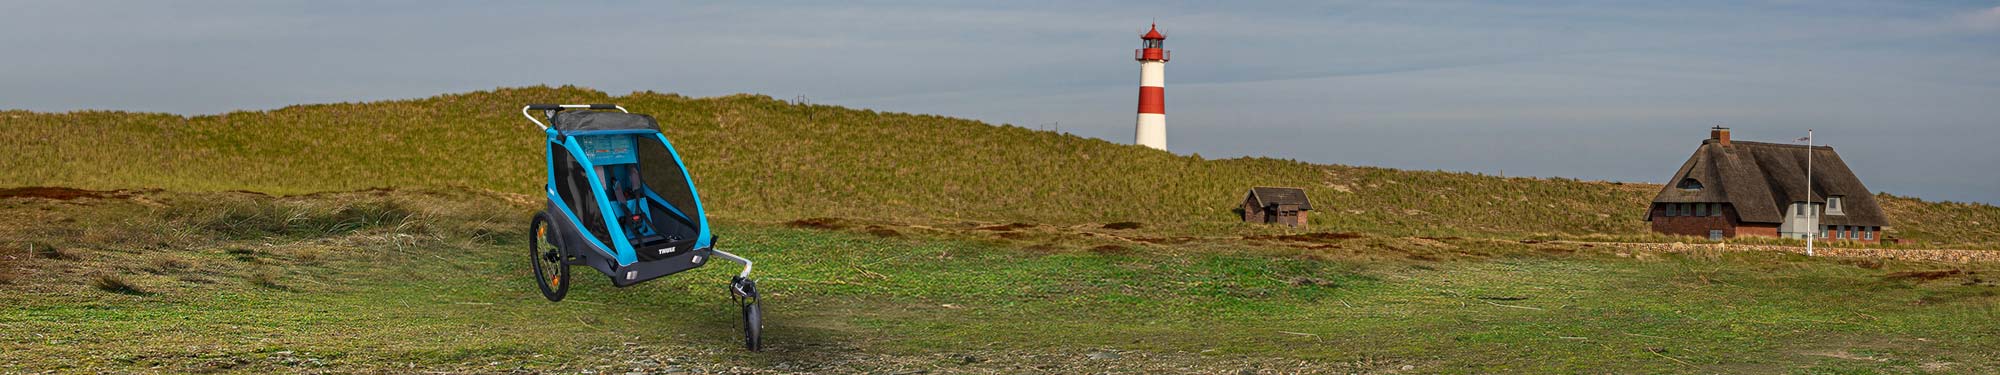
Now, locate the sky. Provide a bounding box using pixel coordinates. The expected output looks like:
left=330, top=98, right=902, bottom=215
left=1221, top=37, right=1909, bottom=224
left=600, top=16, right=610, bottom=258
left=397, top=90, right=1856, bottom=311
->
left=5, top=1, right=1999, bottom=204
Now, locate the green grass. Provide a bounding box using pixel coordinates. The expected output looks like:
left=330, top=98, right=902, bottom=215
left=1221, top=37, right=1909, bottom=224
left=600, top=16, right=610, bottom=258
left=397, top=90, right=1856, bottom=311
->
left=3, top=190, right=1996, bottom=373
left=5, top=86, right=1995, bottom=247
left=5, top=87, right=2000, bottom=372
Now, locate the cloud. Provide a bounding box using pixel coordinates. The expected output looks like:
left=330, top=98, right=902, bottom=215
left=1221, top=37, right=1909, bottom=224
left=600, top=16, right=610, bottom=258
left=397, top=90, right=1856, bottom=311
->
left=1965, top=6, right=2000, bottom=31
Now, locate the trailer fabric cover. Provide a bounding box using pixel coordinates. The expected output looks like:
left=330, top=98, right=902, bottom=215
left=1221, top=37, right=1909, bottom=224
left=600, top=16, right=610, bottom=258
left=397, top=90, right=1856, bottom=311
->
left=551, top=111, right=661, bottom=132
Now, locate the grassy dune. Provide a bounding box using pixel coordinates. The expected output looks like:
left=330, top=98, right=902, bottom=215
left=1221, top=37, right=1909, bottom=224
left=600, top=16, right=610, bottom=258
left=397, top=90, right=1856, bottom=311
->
left=7, top=86, right=1996, bottom=247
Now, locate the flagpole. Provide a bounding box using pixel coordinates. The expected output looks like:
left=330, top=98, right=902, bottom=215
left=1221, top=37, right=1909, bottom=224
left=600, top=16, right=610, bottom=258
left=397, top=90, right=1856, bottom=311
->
left=1806, top=129, right=1814, bottom=257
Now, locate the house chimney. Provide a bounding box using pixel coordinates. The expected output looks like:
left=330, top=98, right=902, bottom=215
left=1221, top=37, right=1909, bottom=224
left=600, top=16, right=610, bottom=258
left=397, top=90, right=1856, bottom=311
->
left=1710, top=126, right=1731, bottom=146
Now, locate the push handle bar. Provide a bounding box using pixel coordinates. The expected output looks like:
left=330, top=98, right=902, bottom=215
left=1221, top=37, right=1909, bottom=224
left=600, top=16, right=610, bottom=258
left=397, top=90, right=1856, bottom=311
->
left=521, top=104, right=629, bottom=131
left=527, top=104, right=619, bottom=111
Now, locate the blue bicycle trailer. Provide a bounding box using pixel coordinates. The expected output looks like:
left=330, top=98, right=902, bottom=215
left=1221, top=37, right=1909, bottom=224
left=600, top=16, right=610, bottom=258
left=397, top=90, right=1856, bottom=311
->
left=520, top=104, right=763, bottom=350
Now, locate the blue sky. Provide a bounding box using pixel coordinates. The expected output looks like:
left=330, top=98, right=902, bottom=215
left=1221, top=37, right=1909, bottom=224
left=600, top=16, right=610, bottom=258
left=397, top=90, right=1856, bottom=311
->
left=5, top=1, right=1999, bottom=203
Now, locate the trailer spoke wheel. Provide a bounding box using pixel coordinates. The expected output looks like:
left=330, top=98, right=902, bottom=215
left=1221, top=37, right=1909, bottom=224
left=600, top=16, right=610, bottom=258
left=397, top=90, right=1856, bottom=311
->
left=530, top=213, right=570, bottom=302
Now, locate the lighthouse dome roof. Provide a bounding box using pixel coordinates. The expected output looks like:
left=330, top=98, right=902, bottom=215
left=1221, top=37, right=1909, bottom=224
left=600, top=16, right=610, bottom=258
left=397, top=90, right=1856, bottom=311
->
left=1142, top=24, right=1165, bottom=40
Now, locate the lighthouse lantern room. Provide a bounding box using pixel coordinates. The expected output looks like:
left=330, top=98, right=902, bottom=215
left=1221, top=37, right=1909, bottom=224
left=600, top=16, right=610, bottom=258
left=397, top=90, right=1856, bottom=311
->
left=1133, top=23, right=1170, bottom=151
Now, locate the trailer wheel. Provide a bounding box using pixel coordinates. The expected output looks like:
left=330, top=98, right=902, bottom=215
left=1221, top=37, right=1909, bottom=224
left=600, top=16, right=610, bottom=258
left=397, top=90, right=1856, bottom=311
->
left=530, top=213, right=569, bottom=302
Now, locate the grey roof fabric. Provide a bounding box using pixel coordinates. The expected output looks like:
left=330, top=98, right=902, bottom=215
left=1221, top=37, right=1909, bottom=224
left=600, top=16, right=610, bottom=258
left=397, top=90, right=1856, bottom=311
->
left=551, top=110, right=660, bottom=132
left=1648, top=140, right=1887, bottom=226
left=1247, top=187, right=1313, bottom=211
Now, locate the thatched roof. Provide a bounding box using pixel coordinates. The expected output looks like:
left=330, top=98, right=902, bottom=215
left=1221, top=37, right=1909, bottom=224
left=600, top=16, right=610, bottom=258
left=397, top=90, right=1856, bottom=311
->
left=1246, top=187, right=1312, bottom=210
left=1648, top=139, right=1886, bottom=226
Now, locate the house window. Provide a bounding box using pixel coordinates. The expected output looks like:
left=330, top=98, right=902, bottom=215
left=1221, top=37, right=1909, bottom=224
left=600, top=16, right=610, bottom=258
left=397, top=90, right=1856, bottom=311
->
left=1678, top=178, right=1703, bottom=190
left=1865, top=228, right=1874, bottom=240
left=1794, top=203, right=1806, bottom=218
left=1827, top=196, right=1844, bottom=215
left=1823, top=225, right=1831, bottom=239
left=1695, top=204, right=1708, bottom=217
left=1709, top=230, right=1723, bottom=241
left=1663, top=204, right=1676, bottom=217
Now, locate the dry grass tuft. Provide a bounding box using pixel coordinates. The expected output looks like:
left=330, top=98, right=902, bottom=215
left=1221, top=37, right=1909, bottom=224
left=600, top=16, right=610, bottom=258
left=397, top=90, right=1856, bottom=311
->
left=144, top=256, right=191, bottom=274
left=247, top=269, right=286, bottom=290
left=226, top=248, right=260, bottom=263
left=28, top=242, right=76, bottom=261
left=91, top=274, right=147, bottom=295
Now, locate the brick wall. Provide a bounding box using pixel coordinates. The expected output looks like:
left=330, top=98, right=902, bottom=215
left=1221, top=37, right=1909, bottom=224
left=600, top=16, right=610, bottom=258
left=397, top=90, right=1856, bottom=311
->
left=1649, top=203, right=1784, bottom=239
left=1736, top=224, right=1778, bottom=238
left=1651, top=203, right=1740, bottom=238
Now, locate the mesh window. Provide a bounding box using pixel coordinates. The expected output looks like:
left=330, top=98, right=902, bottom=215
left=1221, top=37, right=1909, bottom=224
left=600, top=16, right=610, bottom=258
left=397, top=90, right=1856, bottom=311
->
left=635, top=136, right=702, bottom=234
left=552, top=143, right=612, bottom=246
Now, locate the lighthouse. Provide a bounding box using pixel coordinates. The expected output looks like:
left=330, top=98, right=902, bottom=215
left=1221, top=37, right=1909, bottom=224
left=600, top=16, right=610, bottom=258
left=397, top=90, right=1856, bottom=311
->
left=1133, top=23, right=1170, bottom=150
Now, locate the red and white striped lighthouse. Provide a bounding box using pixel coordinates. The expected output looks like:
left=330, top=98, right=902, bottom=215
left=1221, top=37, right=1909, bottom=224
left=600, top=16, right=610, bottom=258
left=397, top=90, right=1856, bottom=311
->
left=1134, top=23, right=1170, bottom=150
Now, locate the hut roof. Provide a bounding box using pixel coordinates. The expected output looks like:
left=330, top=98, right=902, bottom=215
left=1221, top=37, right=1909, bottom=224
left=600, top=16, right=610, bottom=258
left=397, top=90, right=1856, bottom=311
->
left=1247, top=187, right=1313, bottom=211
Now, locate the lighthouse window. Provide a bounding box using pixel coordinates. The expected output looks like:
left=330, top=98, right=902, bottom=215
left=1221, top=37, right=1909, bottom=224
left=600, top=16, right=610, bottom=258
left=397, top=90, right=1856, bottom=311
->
left=1144, top=39, right=1162, bottom=49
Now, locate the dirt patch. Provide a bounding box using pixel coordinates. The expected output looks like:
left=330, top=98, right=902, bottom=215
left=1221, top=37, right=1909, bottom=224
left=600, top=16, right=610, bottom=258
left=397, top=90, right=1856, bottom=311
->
left=787, top=217, right=850, bottom=230
left=1288, top=277, right=1334, bottom=287
left=226, top=190, right=275, bottom=197
left=975, top=223, right=1037, bottom=232
left=1843, top=258, right=1885, bottom=270
left=1134, top=236, right=1197, bottom=245
left=0, top=187, right=122, bottom=200
left=1022, top=243, right=1063, bottom=253
left=1246, top=232, right=1364, bottom=242
left=863, top=226, right=903, bottom=238
left=1535, top=246, right=1576, bottom=254
left=1101, top=222, right=1144, bottom=230
left=298, top=187, right=394, bottom=197
left=1088, top=245, right=1133, bottom=255
left=1884, top=269, right=1962, bottom=282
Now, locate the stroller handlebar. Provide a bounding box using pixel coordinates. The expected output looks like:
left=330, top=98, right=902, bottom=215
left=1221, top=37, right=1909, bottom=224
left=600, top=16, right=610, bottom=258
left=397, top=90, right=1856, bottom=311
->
left=521, top=104, right=629, bottom=131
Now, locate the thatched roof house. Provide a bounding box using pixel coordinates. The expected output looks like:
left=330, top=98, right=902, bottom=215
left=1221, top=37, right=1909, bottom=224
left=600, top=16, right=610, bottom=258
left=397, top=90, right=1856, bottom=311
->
left=1646, top=127, right=1888, bottom=242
